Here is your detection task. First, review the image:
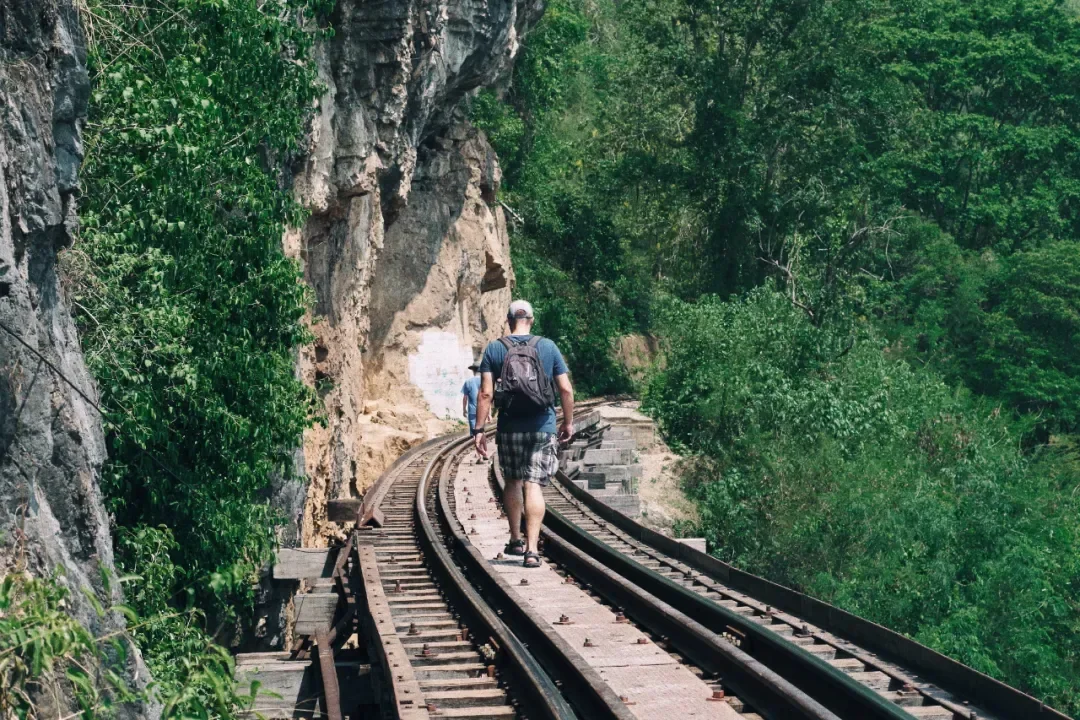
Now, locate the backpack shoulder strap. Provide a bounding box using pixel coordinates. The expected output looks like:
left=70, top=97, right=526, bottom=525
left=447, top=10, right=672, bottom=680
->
left=499, top=336, right=515, bottom=350
left=526, top=335, right=543, bottom=348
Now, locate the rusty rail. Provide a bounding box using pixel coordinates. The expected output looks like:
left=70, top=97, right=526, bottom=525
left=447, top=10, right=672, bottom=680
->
left=544, top=403, right=1072, bottom=720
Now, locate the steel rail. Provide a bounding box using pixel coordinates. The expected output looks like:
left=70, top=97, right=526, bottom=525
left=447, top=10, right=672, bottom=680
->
left=489, top=456, right=844, bottom=720
left=546, top=402, right=1071, bottom=720
left=411, top=434, right=583, bottom=720
left=428, top=437, right=636, bottom=720
left=307, top=396, right=1068, bottom=720
left=541, top=498, right=912, bottom=720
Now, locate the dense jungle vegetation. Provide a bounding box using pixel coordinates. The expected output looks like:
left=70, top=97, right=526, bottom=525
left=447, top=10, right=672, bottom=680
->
left=2, top=1, right=326, bottom=717
left=474, top=0, right=1080, bottom=711
left=6, top=0, right=1079, bottom=717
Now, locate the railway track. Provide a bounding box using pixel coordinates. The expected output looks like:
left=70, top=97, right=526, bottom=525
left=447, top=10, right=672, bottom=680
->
left=250, top=399, right=1069, bottom=720
left=539, top=479, right=978, bottom=719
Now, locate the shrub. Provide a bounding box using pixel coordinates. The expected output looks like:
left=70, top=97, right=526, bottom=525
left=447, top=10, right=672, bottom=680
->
left=645, top=289, right=1080, bottom=711
left=74, top=0, right=324, bottom=619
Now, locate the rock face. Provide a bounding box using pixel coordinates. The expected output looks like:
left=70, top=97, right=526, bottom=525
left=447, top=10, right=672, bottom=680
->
left=287, top=0, right=541, bottom=545
left=0, top=0, right=149, bottom=715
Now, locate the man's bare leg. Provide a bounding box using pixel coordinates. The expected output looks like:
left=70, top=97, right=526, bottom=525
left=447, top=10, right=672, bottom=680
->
left=503, top=477, right=524, bottom=542
left=523, top=481, right=546, bottom=553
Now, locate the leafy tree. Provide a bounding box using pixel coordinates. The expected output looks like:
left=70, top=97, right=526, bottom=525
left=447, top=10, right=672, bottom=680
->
left=644, top=290, right=1080, bottom=711
left=74, top=0, right=324, bottom=616
left=69, top=0, right=326, bottom=712
left=966, top=243, right=1080, bottom=431
left=480, top=0, right=1080, bottom=709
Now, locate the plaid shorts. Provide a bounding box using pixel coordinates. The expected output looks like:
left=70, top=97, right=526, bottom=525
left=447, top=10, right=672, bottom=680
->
left=496, top=432, right=559, bottom=486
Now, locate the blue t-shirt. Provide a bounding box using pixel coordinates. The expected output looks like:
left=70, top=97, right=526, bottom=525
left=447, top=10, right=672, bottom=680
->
left=461, top=376, right=481, bottom=422
left=479, top=335, right=568, bottom=434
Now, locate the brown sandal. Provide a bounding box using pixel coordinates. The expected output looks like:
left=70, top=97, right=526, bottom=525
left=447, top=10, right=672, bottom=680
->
left=523, top=551, right=541, bottom=569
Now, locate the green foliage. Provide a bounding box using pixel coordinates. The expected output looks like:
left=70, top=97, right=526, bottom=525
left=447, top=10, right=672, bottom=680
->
left=485, top=0, right=1080, bottom=709
left=483, top=0, right=1080, bottom=396
left=973, top=243, right=1080, bottom=428
left=74, top=0, right=323, bottom=614
left=510, top=236, right=633, bottom=396
left=0, top=572, right=130, bottom=720
left=68, top=0, right=325, bottom=715
left=874, top=233, right=1080, bottom=434
left=645, top=291, right=1080, bottom=711
left=116, top=526, right=258, bottom=719
left=0, top=566, right=259, bottom=720
left=472, top=0, right=673, bottom=392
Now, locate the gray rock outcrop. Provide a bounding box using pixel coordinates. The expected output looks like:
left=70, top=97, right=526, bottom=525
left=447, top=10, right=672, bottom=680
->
left=0, top=0, right=150, bottom=715
left=287, top=0, right=542, bottom=546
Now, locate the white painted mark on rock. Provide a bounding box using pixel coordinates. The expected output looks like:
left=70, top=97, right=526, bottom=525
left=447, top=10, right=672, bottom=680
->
left=408, top=330, right=475, bottom=419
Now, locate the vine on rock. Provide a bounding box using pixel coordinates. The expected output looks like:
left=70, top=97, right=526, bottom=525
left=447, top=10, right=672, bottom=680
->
left=65, top=0, right=330, bottom=714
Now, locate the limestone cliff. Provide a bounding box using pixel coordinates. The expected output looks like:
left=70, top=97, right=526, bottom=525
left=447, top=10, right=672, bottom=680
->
left=288, top=0, right=540, bottom=545
left=0, top=0, right=149, bottom=715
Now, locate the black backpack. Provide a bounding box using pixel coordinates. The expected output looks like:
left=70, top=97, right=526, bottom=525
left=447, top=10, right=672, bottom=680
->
left=493, top=336, right=556, bottom=413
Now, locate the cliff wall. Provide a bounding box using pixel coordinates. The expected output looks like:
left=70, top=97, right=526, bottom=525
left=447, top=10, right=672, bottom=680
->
left=0, top=0, right=149, bottom=715
left=289, top=0, right=540, bottom=545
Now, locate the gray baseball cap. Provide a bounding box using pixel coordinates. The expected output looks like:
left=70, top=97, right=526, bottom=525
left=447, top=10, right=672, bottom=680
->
left=507, top=299, right=534, bottom=320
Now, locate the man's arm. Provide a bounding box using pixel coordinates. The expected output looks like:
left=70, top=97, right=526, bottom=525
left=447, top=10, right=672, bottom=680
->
left=473, top=372, right=495, bottom=457
left=462, top=392, right=469, bottom=418
left=556, top=373, right=574, bottom=444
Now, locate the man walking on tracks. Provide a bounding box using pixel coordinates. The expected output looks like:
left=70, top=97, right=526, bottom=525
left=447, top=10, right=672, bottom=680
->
left=462, top=361, right=483, bottom=434
left=474, top=300, right=574, bottom=568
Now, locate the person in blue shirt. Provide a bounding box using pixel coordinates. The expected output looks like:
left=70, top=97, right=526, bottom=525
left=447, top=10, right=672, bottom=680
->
left=474, top=300, right=575, bottom=569
left=461, top=362, right=482, bottom=433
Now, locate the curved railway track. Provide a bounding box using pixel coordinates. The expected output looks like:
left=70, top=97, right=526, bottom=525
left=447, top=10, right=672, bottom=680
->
left=276, top=399, right=1069, bottom=720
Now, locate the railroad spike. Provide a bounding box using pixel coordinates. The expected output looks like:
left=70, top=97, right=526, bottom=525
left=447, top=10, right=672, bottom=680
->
left=583, top=638, right=595, bottom=648
left=520, top=578, right=529, bottom=585
left=707, top=690, right=726, bottom=702
left=555, top=614, right=572, bottom=625
left=636, top=637, right=649, bottom=645
left=614, top=611, right=628, bottom=624
left=407, top=622, right=420, bottom=636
